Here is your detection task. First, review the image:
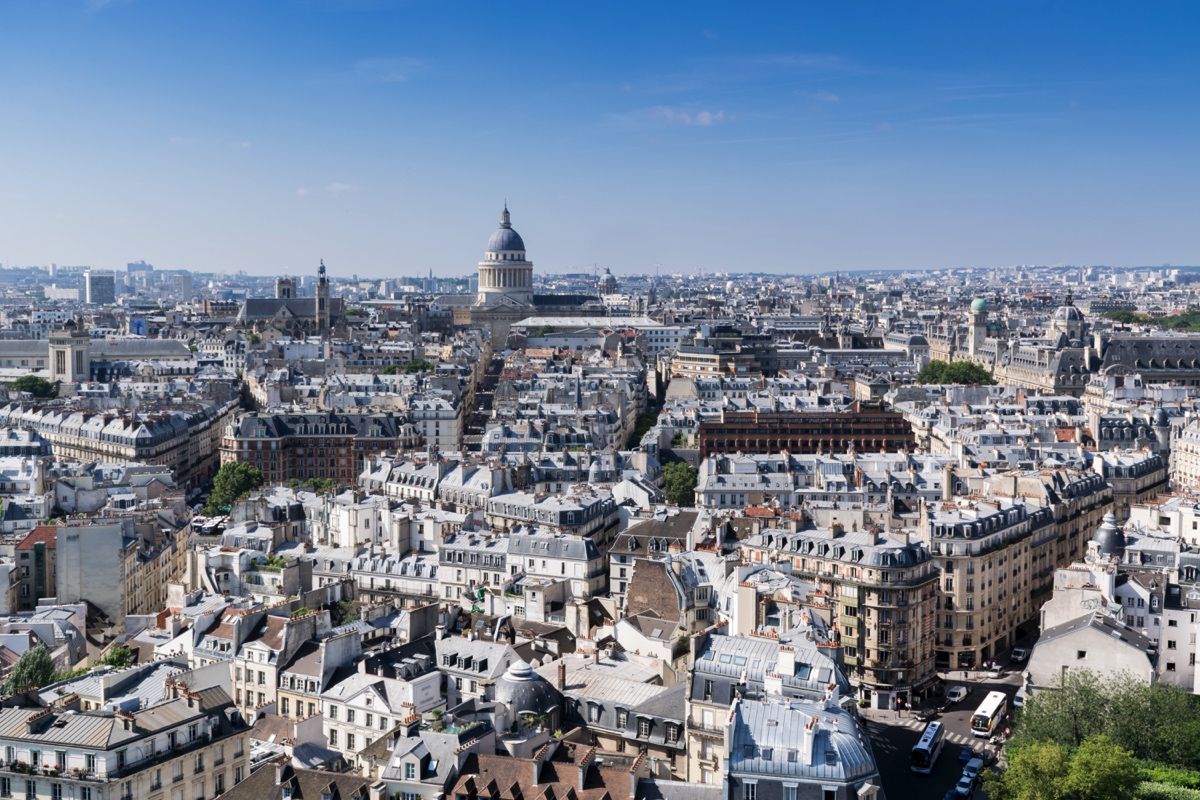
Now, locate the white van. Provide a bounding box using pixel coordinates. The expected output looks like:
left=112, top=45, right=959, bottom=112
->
left=947, top=685, right=970, bottom=704
left=1013, top=688, right=1026, bottom=709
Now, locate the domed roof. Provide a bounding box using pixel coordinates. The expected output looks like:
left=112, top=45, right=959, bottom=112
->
left=493, top=660, right=561, bottom=715
left=1092, top=512, right=1126, bottom=558
left=1153, top=408, right=1171, bottom=427
left=1052, top=290, right=1083, bottom=321
left=487, top=206, right=526, bottom=253
left=970, top=298, right=988, bottom=312
left=1053, top=304, right=1084, bottom=322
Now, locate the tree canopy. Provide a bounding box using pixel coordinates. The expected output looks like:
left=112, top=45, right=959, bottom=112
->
left=1012, top=670, right=1200, bottom=769
left=9, top=375, right=56, bottom=398
left=100, top=646, right=133, bottom=669
left=303, top=477, right=335, bottom=493
left=985, top=735, right=1139, bottom=800
left=915, top=359, right=997, bottom=385
left=5, top=643, right=56, bottom=693
left=203, top=462, right=264, bottom=515
left=662, top=462, right=698, bottom=506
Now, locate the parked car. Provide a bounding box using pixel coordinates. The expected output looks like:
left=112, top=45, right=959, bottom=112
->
left=964, top=758, right=986, bottom=782
left=1011, top=647, right=1029, bottom=662
left=947, top=685, right=970, bottom=704
left=955, top=775, right=976, bottom=797
left=987, top=666, right=1003, bottom=679
left=959, top=747, right=981, bottom=764
left=916, top=707, right=940, bottom=722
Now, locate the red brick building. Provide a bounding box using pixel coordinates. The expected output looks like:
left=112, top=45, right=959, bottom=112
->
left=698, top=408, right=915, bottom=457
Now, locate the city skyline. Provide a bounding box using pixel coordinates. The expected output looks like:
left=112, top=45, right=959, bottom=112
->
left=0, top=2, right=1197, bottom=278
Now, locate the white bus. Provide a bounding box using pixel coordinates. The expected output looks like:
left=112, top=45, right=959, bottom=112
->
left=910, top=721, right=945, bottom=773
left=970, top=691, right=1008, bottom=738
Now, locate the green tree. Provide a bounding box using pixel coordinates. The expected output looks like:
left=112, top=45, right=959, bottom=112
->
left=100, top=646, right=134, bottom=669
left=331, top=599, right=359, bottom=626
left=662, top=462, right=698, bottom=506
left=5, top=643, right=56, bottom=693
left=9, top=375, right=56, bottom=398
left=382, top=364, right=401, bottom=375
left=1012, top=668, right=1109, bottom=750
left=1064, top=735, right=1140, bottom=800
left=985, top=739, right=1070, bottom=800
left=531, top=324, right=556, bottom=337
left=403, top=359, right=435, bottom=374
left=203, top=462, right=264, bottom=515
left=1104, top=310, right=1142, bottom=324
left=303, top=477, right=335, bottom=493
left=915, top=359, right=997, bottom=386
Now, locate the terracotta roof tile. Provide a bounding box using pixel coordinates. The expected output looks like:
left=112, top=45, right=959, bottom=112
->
left=16, top=526, right=58, bottom=550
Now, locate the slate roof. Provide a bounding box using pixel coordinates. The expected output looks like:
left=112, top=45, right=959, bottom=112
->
left=222, top=761, right=372, bottom=800
left=729, top=695, right=880, bottom=785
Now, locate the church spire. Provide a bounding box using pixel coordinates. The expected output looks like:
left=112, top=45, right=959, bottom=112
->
left=500, top=203, right=511, bottom=229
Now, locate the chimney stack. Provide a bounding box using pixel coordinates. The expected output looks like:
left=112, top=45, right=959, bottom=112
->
left=800, top=716, right=820, bottom=766
left=558, top=660, right=566, bottom=691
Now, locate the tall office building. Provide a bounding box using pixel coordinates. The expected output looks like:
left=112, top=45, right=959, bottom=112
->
left=84, top=270, right=116, bottom=305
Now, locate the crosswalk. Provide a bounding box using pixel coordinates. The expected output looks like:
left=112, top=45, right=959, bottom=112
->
left=892, top=717, right=978, bottom=747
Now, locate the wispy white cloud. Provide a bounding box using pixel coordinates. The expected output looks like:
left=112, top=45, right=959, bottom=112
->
left=296, top=188, right=311, bottom=197
left=352, top=57, right=426, bottom=83
left=812, top=89, right=840, bottom=103
left=653, top=107, right=727, bottom=126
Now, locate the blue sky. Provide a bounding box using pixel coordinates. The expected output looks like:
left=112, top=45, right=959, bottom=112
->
left=0, top=1, right=1197, bottom=278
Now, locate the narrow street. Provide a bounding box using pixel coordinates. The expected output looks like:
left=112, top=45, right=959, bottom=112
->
left=861, top=670, right=1023, bottom=799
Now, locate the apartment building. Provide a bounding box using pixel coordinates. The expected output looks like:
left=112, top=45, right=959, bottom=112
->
left=220, top=412, right=417, bottom=486
left=739, top=524, right=939, bottom=709
left=0, top=401, right=237, bottom=489
left=437, top=530, right=509, bottom=608
left=230, top=610, right=327, bottom=718
left=1093, top=450, right=1169, bottom=522
left=485, top=489, right=618, bottom=547
left=698, top=407, right=915, bottom=458
left=406, top=394, right=462, bottom=452
left=685, top=633, right=846, bottom=785
left=276, top=630, right=363, bottom=722
left=53, top=516, right=190, bottom=628
left=434, top=637, right=520, bottom=708
left=0, top=685, right=249, bottom=800
left=921, top=497, right=1059, bottom=671
left=14, top=527, right=56, bottom=612
left=321, top=641, right=441, bottom=757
